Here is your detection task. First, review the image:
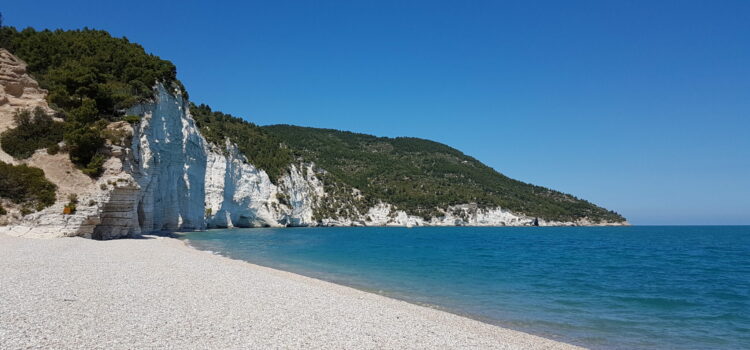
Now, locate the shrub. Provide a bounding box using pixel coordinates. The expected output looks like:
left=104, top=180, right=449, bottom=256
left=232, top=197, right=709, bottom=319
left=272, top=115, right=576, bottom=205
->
left=276, top=192, right=290, bottom=206
left=81, top=153, right=106, bottom=177
left=0, top=108, right=64, bottom=159
left=64, top=124, right=105, bottom=176
left=101, top=126, right=130, bottom=146
left=0, top=161, right=57, bottom=212
left=0, top=205, right=6, bottom=215
left=62, top=194, right=78, bottom=214
left=46, top=143, right=60, bottom=155
left=123, top=115, right=142, bottom=124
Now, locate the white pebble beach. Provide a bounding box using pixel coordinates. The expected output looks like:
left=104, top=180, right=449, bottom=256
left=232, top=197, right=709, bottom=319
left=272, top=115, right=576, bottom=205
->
left=0, top=234, right=584, bottom=349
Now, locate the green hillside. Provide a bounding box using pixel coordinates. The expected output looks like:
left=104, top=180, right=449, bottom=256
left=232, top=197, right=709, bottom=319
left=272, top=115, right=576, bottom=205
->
left=264, top=125, right=625, bottom=223
left=190, top=103, right=292, bottom=181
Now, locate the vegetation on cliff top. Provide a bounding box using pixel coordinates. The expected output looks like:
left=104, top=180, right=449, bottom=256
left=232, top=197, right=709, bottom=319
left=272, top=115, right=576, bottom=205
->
left=264, top=125, right=625, bottom=223
left=0, top=161, right=57, bottom=212
left=0, top=26, right=182, bottom=176
left=190, top=103, right=292, bottom=181
left=0, top=27, right=181, bottom=113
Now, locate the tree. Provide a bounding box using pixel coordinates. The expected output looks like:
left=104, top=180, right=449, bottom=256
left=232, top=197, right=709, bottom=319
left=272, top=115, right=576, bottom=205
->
left=64, top=124, right=104, bottom=169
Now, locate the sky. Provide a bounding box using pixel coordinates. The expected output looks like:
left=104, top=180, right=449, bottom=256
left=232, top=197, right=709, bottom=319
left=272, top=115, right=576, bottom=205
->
left=2, top=1, right=748, bottom=225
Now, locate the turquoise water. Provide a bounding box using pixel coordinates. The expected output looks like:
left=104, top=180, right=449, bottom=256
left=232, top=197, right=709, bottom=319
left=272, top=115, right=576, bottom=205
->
left=180, top=226, right=750, bottom=349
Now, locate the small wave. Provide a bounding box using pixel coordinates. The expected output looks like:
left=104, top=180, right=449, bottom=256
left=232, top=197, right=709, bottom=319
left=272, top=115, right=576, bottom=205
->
left=612, top=296, right=698, bottom=309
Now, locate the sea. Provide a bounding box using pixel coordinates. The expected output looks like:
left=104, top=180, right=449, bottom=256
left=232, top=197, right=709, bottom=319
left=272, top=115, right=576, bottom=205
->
left=179, top=226, right=749, bottom=349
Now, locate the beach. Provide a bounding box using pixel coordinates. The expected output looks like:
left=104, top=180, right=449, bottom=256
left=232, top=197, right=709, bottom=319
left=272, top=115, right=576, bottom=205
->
left=0, top=233, right=581, bottom=349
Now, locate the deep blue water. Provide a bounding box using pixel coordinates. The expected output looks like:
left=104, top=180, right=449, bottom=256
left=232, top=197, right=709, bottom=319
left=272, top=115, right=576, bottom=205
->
left=180, top=226, right=750, bottom=349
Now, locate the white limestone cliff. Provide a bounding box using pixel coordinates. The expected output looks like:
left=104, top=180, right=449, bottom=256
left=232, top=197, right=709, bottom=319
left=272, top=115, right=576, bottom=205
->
left=0, top=49, right=625, bottom=239
left=127, top=85, right=207, bottom=232
left=120, top=84, right=332, bottom=233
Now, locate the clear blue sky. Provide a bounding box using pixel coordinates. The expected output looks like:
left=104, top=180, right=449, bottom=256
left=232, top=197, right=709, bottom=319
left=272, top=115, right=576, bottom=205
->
left=2, top=1, right=748, bottom=224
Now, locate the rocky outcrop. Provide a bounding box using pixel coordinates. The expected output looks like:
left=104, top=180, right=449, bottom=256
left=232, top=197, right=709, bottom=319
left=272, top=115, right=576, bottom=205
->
left=0, top=49, right=54, bottom=118
left=346, top=203, right=592, bottom=227
left=203, top=141, right=283, bottom=228
left=277, top=164, right=326, bottom=226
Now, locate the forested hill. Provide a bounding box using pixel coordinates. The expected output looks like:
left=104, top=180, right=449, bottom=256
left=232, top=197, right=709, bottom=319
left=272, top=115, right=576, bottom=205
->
left=263, top=125, right=625, bottom=223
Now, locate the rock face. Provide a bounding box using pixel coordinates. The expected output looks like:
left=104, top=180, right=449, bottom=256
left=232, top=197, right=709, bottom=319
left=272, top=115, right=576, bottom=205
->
left=0, top=49, right=626, bottom=239
left=203, top=141, right=282, bottom=228
left=127, top=85, right=208, bottom=232
left=0, top=49, right=54, bottom=117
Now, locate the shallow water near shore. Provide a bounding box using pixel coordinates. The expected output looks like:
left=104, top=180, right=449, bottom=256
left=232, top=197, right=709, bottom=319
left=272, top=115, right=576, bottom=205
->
left=180, top=226, right=750, bottom=349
